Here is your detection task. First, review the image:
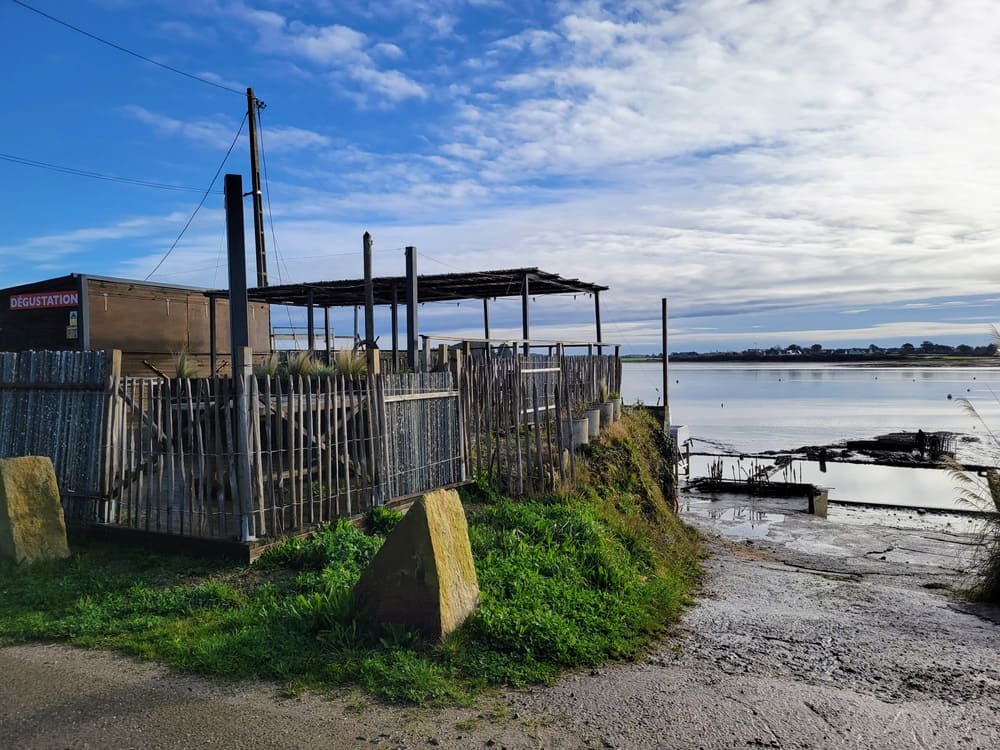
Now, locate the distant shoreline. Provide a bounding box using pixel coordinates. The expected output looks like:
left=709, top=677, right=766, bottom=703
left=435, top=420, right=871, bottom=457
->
left=623, top=355, right=1000, bottom=367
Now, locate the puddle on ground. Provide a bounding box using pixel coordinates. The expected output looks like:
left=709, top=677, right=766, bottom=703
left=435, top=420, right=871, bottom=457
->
left=682, top=486, right=987, bottom=544
left=682, top=492, right=791, bottom=540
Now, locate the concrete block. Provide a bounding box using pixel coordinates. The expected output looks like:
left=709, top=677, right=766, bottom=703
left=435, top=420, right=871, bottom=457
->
left=0, top=456, right=70, bottom=564
left=354, top=489, right=479, bottom=640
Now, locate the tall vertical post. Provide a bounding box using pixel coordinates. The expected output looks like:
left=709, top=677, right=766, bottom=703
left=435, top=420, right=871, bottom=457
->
left=209, top=296, right=217, bottom=376
left=661, top=297, right=670, bottom=431
left=246, top=88, right=267, bottom=288
left=306, top=288, right=315, bottom=353
left=324, top=308, right=331, bottom=364
left=405, top=246, right=418, bottom=371
left=224, top=173, right=255, bottom=541
left=77, top=274, right=90, bottom=351
left=594, top=290, right=603, bottom=356
left=521, top=272, right=530, bottom=357
left=225, top=175, right=250, bottom=363
left=363, top=232, right=375, bottom=345
left=483, top=297, right=491, bottom=361
left=391, top=285, right=400, bottom=370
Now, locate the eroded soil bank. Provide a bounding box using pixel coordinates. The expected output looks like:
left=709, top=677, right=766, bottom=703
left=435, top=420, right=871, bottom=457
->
left=2, top=495, right=999, bottom=749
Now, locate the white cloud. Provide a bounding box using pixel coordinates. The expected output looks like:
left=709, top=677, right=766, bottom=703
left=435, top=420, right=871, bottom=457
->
left=122, top=106, right=331, bottom=153
left=122, top=106, right=241, bottom=150
left=226, top=1, right=426, bottom=104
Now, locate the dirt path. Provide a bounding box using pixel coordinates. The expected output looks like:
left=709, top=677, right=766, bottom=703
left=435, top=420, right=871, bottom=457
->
left=3, top=498, right=999, bottom=749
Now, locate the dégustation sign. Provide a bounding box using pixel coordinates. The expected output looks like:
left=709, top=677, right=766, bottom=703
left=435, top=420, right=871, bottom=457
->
left=9, top=291, right=79, bottom=310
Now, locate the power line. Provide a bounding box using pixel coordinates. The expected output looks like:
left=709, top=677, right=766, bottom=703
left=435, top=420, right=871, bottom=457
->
left=0, top=151, right=223, bottom=194
left=10, top=0, right=243, bottom=96
left=144, top=112, right=248, bottom=281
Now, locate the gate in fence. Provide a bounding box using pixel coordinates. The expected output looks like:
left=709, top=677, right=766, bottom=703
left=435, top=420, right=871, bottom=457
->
left=101, top=370, right=464, bottom=539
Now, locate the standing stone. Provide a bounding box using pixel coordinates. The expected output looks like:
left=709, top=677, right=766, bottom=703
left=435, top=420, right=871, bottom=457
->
left=0, top=456, right=70, bottom=564
left=354, top=489, right=479, bottom=640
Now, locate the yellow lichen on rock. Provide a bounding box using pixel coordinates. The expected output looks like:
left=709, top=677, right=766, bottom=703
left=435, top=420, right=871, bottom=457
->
left=0, top=456, right=70, bottom=564
left=354, top=489, right=479, bottom=640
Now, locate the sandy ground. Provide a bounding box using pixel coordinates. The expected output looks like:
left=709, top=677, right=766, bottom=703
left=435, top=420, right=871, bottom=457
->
left=2, top=494, right=999, bottom=750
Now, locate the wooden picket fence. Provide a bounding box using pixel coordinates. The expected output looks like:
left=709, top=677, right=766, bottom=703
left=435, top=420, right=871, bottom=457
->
left=101, top=371, right=464, bottom=539
left=0, top=349, right=621, bottom=543
left=459, top=353, right=621, bottom=497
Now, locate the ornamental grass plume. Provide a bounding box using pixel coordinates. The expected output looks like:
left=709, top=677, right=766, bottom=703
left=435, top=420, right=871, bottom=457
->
left=947, top=392, right=1000, bottom=602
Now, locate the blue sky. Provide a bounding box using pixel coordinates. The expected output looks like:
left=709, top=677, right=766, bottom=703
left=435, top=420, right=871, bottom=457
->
left=2, top=0, right=1000, bottom=353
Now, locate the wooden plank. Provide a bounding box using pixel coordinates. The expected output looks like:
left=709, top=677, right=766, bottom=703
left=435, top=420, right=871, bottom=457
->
left=191, top=378, right=208, bottom=536
left=263, top=375, right=278, bottom=535
left=340, top=374, right=352, bottom=517
left=305, top=374, right=315, bottom=526
left=250, top=375, right=267, bottom=537
left=274, top=375, right=286, bottom=536
left=324, top=374, right=334, bottom=521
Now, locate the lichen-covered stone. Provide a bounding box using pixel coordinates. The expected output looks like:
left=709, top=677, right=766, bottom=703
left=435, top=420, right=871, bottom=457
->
left=0, top=456, right=70, bottom=564
left=354, top=489, right=479, bottom=640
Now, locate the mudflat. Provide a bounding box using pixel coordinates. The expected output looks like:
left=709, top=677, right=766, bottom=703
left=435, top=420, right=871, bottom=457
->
left=2, top=495, right=998, bottom=749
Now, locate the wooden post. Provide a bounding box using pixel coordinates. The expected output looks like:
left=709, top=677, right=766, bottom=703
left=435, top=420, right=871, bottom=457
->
left=247, top=88, right=267, bottom=288
left=363, top=231, right=375, bottom=347
left=521, top=271, right=530, bottom=357
left=224, top=174, right=250, bottom=360
left=450, top=349, right=467, bottom=482
left=594, top=290, right=603, bottom=356
left=235, top=346, right=256, bottom=541
left=483, top=297, right=491, bottom=361
left=391, top=285, right=399, bottom=370
left=324, top=307, right=331, bottom=365
left=405, top=246, right=418, bottom=370
left=77, top=274, right=91, bottom=351
left=209, top=296, right=217, bottom=376
left=306, top=287, right=315, bottom=354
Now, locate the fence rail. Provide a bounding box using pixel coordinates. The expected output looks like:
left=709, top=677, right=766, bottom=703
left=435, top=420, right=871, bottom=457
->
left=0, top=349, right=620, bottom=542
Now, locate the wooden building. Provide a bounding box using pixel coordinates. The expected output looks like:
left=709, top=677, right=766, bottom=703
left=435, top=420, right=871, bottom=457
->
left=0, top=274, right=270, bottom=376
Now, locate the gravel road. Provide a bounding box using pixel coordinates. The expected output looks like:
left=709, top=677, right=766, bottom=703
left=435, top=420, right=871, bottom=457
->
left=2, top=493, right=998, bottom=749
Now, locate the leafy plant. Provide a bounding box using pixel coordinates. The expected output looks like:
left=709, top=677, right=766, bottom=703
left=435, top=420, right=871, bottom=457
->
left=369, top=505, right=404, bottom=536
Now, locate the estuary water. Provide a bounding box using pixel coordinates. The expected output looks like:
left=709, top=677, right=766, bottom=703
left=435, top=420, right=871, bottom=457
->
left=621, top=361, right=1000, bottom=464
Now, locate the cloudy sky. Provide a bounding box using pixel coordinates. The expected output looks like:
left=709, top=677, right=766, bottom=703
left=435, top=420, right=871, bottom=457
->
left=2, top=0, right=999, bottom=352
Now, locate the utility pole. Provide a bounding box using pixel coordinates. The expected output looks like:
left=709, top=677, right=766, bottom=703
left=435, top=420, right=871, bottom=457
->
left=247, top=87, right=267, bottom=288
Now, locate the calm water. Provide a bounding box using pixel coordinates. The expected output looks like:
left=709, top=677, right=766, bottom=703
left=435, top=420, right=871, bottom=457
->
left=621, top=361, right=1000, bottom=463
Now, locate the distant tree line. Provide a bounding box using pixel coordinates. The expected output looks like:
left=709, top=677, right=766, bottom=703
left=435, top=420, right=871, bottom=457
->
left=662, top=340, right=998, bottom=362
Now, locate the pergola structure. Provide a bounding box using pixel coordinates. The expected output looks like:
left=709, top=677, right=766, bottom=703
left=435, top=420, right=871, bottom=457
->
left=208, top=266, right=609, bottom=370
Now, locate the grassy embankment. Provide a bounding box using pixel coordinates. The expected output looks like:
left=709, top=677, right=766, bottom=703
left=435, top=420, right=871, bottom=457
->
left=0, top=410, right=701, bottom=703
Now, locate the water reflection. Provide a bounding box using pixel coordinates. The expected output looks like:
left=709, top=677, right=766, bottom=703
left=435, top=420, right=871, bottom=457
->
left=687, top=455, right=977, bottom=512
left=683, top=494, right=786, bottom=538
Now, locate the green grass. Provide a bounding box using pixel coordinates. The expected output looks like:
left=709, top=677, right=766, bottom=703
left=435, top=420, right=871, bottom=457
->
left=0, top=411, right=701, bottom=704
